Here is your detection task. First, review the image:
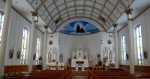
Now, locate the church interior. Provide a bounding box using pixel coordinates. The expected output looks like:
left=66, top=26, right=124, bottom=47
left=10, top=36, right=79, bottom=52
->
left=0, top=0, right=150, bottom=79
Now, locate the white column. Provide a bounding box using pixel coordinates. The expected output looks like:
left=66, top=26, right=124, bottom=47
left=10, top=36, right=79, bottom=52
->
left=28, top=14, right=36, bottom=72
left=127, top=9, right=135, bottom=74
left=42, top=28, right=48, bottom=70
left=0, top=0, right=12, bottom=78
left=114, top=29, right=119, bottom=68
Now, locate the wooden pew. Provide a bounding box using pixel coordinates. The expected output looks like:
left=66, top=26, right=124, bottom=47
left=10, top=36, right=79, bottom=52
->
left=31, top=70, right=65, bottom=79
left=4, top=65, right=29, bottom=79
left=135, top=66, right=150, bottom=79
left=120, top=65, right=150, bottom=78
left=5, top=69, right=72, bottom=79
left=136, top=73, right=150, bottom=79
left=30, top=69, right=72, bottom=79
left=120, top=65, right=150, bottom=73
left=4, top=65, right=73, bottom=79
left=4, top=65, right=28, bottom=73
left=88, top=68, right=136, bottom=79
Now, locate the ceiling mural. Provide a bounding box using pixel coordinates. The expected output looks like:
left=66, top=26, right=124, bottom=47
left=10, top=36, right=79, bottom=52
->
left=60, top=20, right=100, bottom=35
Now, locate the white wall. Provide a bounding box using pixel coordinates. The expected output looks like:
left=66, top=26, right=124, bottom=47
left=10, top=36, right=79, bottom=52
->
left=0, top=0, right=4, bottom=12
left=58, top=32, right=115, bottom=66
left=0, top=0, right=44, bottom=65
left=118, top=8, right=150, bottom=66
left=133, top=8, right=150, bottom=65
left=46, top=33, right=60, bottom=64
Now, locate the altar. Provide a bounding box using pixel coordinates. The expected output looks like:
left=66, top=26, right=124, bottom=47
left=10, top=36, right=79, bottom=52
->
left=71, top=49, right=89, bottom=71
left=71, top=58, right=88, bottom=71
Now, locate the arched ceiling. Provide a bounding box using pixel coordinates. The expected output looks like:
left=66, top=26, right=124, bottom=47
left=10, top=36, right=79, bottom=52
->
left=26, top=0, right=134, bottom=32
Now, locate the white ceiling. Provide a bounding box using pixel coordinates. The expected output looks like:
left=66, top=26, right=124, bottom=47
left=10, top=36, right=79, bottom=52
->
left=12, top=0, right=150, bottom=32
left=116, top=0, right=150, bottom=31
left=12, top=0, right=50, bottom=32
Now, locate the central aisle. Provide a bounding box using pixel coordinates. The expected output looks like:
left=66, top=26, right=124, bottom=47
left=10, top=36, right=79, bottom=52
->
left=72, top=71, right=88, bottom=79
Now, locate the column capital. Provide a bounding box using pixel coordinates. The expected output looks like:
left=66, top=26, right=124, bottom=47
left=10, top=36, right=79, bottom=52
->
left=44, top=25, right=48, bottom=29
left=44, top=25, right=48, bottom=32
left=31, top=11, right=38, bottom=23
left=125, top=8, right=134, bottom=21
left=125, top=8, right=133, bottom=15
left=113, top=24, right=118, bottom=32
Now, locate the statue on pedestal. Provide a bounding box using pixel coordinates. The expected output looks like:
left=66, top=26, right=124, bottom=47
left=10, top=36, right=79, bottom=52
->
left=76, top=48, right=84, bottom=59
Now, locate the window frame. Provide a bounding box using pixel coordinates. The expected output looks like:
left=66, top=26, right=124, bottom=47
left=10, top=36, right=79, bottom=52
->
left=0, top=11, right=4, bottom=45
left=134, top=24, right=144, bottom=65
left=35, top=37, right=41, bottom=65
left=121, top=34, right=128, bottom=64
left=20, top=27, right=30, bottom=64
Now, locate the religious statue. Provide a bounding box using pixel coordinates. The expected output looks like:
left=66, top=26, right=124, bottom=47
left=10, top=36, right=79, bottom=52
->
left=48, top=48, right=56, bottom=63
left=103, top=47, right=113, bottom=67
left=76, top=48, right=84, bottom=59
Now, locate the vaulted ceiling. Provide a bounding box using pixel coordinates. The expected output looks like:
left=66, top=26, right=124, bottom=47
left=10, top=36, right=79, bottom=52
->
left=26, top=0, right=134, bottom=32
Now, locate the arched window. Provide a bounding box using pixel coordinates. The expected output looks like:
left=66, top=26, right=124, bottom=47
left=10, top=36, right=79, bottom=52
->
left=0, top=12, right=4, bottom=45
left=20, top=27, right=30, bottom=64
left=35, top=37, right=41, bottom=64
left=134, top=24, right=144, bottom=65
left=121, top=35, right=127, bottom=64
